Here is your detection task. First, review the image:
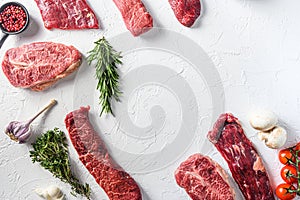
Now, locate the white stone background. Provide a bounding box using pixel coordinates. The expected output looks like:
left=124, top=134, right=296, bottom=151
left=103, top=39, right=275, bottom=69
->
left=0, top=0, right=300, bottom=199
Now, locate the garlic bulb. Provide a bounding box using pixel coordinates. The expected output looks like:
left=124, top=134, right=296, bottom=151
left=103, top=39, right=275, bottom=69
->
left=249, top=110, right=278, bottom=131
left=35, top=185, right=64, bottom=200
left=5, top=99, right=57, bottom=143
left=46, top=185, right=63, bottom=199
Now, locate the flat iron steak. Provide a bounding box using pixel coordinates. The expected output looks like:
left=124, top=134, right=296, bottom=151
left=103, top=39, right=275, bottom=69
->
left=34, top=0, right=99, bottom=30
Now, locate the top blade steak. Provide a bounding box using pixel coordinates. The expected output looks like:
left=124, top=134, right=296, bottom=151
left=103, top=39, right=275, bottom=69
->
left=2, top=42, right=82, bottom=91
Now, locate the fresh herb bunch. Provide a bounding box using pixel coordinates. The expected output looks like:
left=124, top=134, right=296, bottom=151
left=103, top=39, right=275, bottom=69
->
left=87, top=37, right=122, bottom=116
left=30, top=128, right=91, bottom=199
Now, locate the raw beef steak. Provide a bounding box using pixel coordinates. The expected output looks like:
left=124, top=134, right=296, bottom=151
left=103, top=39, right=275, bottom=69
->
left=207, top=113, right=275, bottom=200
left=2, top=42, right=81, bottom=91
left=175, top=153, right=235, bottom=200
left=65, top=106, right=142, bottom=200
left=169, top=0, right=201, bottom=27
left=34, top=0, right=99, bottom=29
left=112, top=0, right=153, bottom=36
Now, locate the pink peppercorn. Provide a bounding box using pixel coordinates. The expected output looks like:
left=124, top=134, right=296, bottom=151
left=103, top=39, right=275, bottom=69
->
left=0, top=5, right=27, bottom=32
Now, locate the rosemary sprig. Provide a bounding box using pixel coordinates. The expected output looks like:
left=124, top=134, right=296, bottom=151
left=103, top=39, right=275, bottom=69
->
left=87, top=37, right=122, bottom=116
left=30, top=128, right=91, bottom=199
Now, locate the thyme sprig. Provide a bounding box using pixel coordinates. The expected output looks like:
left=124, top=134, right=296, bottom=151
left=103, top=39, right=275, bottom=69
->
left=87, top=37, right=122, bottom=116
left=30, top=128, right=91, bottom=199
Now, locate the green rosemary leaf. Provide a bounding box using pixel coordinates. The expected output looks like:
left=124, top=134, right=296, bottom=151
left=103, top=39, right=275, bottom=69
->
left=87, top=36, right=122, bottom=116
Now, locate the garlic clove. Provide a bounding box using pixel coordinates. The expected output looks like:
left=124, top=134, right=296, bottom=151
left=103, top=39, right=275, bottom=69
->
left=249, top=110, right=278, bottom=131
left=16, top=126, right=32, bottom=143
left=35, top=188, right=50, bottom=199
left=35, top=188, right=44, bottom=196
left=35, top=185, right=64, bottom=200
left=46, top=185, right=63, bottom=199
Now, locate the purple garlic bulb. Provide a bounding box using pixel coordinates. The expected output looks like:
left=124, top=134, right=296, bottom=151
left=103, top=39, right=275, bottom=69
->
left=5, top=99, right=57, bottom=143
left=5, top=121, right=31, bottom=143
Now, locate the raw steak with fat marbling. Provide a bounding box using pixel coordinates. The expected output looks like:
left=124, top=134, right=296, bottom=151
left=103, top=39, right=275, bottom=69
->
left=169, top=0, right=201, bottom=27
left=2, top=42, right=81, bottom=91
left=207, top=113, right=275, bottom=200
left=65, top=106, right=142, bottom=200
left=34, top=0, right=99, bottom=29
left=112, top=0, right=153, bottom=36
left=175, top=153, right=235, bottom=200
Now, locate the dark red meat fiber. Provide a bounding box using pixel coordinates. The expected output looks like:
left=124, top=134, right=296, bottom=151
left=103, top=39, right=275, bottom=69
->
left=34, top=0, right=99, bottom=30
left=112, top=0, right=153, bottom=36
left=65, top=106, right=142, bottom=200
left=169, top=0, right=201, bottom=27
left=207, top=113, right=275, bottom=200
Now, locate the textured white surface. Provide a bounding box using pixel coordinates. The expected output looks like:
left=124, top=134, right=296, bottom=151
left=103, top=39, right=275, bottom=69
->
left=0, top=0, right=300, bottom=199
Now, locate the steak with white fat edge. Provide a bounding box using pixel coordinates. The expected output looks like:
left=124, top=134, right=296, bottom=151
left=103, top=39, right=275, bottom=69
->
left=2, top=42, right=81, bottom=91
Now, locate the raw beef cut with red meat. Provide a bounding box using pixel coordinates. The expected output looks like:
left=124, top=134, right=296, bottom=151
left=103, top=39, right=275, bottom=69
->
left=34, top=0, right=99, bottom=30
left=2, top=42, right=81, bottom=91
left=112, top=0, right=153, bottom=36
left=65, top=106, right=142, bottom=200
left=169, top=0, right=201, bottom=27
left=175, top=153, right=235, bottom=200
left=207, top=113, right=275, bottom=200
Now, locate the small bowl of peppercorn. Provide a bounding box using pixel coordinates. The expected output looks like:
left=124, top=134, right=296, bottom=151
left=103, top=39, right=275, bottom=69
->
left=0, top=2, right=29, bottom=48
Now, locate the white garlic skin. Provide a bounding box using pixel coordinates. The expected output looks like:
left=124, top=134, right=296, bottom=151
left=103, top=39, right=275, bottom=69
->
left=249, top=110, right=278, bottom=131
left=35, top=185, right=64, bottom=200
left=47, top=185, right=63, bottom=199
left=258, top=126, right=287, bottom=149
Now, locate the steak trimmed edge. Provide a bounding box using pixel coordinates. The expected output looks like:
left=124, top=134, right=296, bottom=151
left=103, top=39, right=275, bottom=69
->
left=2, top=42, right=81, bottom=91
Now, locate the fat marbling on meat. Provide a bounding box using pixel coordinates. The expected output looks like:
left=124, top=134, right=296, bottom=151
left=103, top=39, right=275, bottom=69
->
left=34, top=0, right=99, bottom=30
left=175, top=153, right=235, bottom=200
left=65, top=106, right=142, bottom=200
left=2, top=42, right=81, bottom=91
left=207, top=113, right=275, bottom=200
